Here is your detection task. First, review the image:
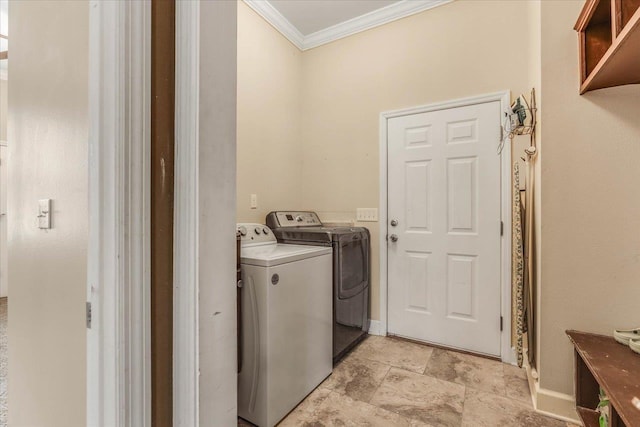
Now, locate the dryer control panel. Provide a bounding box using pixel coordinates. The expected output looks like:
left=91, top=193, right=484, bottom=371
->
left=266, top=211, right=322, bottom=228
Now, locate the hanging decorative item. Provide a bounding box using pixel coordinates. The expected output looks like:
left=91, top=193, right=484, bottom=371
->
left=502, top=88, right=538, bottom=369
left=512, top=161, right=525, bottom=368
left=497, top=88, right=537, bottom=154
left=509, top=94, right=535, bottom=136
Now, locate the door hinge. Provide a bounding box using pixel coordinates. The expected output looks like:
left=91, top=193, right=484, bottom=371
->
left=500, top=221, right=504, bottom=236
left=500, top=316, right=504, bottom=332
left=86, top=301, right=92, bottom=329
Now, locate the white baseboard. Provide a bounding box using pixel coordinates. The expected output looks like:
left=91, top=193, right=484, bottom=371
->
left=368, top=320, right=383, bottom=336
left=535, top=387, right=579, bottom=424
left=525, top=365, right=580, bottom=424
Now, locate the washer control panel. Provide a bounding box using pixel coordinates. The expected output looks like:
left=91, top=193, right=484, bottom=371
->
left=237, top=223, right=275, bottom=245
left=268, top=211, right=322, bottom=228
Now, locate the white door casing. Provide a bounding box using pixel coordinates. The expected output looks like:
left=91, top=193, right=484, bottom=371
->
left=175, top=1, right=238, bottom=425
left=88, top=2, right=237, bottom=425
left=0, top=144, right=6, bottom=298
left=174, top=1, right=199, bottom=425
left=87, top=1, right=151, bottom=426
left=380, top=92, right=513, bottom=362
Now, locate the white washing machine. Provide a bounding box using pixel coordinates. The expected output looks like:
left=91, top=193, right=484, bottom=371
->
left=237, top=223, right=333, bottom=427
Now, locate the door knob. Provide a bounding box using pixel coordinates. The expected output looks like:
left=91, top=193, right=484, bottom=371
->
left=390, top=219, right=398, bottom=227
left=389, top=234, right=398, bottom=242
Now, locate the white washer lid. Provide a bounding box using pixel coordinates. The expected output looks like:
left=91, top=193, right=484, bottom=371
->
left=240, top=243, right=332, bottom=267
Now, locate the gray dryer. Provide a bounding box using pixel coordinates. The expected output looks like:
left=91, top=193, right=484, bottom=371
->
left=266, top=211, right=370, bottom=363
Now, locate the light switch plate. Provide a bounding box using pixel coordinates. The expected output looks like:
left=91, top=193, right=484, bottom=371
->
left=250, top=194, right=257, bottom=209
left=356, top=208, right=378, bottom=222
left=38, top=199, right=51, bottom=229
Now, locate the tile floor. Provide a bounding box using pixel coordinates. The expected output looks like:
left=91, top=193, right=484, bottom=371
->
left=239, top=335, right=579, bottom=427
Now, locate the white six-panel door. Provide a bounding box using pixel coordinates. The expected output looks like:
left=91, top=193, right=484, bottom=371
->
left=387, top=101, right=502, bottom=356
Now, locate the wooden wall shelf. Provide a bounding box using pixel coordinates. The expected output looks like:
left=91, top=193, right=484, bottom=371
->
left=575, top=0, right=640, bottom=94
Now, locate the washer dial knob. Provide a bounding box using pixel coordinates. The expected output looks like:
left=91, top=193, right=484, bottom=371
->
left=254, top=227, right=261, bottom=235
left=238, top=226, right=247, bottom=236
left=262, top=227, right=269, bottom=235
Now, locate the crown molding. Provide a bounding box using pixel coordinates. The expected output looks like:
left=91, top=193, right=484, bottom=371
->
left=244, top=0, right=453, bottom=51
left=303, top=0, right=453, bottom=50
left=243, top=0, right=304, bottom=50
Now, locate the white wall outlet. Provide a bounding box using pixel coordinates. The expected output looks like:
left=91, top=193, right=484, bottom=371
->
left=38, top=199, right=51, bottom=229
left=250, top=194, right=257, bottom=209
left=356, top=208, right=378, bottom=222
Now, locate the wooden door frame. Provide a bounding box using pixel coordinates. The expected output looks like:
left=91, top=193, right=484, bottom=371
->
left=87, top=1, right=151, bottom=426
left=150, top=1, right=176, bottom=425
left=88, top=2, right=237, bottom=426
left=378, top=91, right=515, bottom=364
left=87, top=2, right=199, bottom=425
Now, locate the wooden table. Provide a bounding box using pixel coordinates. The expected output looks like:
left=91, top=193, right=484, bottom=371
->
left=567, top=330, right=640, bottom=427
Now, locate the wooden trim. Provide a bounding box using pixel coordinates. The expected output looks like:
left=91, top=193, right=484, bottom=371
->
left=378, top=108, right=389, bottom=338
left=532, top=383, right=581, bottom=423
left=575, top=0, right=602, bottom=31
left=302, top=0, right=452, bottom=50
left=174, top=1, right=200, bottom=425
left=612, top=0, right=620, bottom=38
left=613, top=0, right=622, bottom=36
left=498, top=90, right=515, bottom=365
left=174, top=3, right=238, bottom=424
left=579, top=31, right=587, bottom=82
left=125, top=3, right=153, bottom=425
left=87, top=1, right=151, bottom=426
left=151, top=0, right=175, bottom=426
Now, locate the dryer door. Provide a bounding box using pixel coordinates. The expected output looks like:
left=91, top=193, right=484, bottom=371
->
left=335, top=232, right=369, bottom=300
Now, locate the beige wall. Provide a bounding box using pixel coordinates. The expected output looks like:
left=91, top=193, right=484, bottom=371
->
left=299, top=0, right=538, bottom=319
left=237, top=2, right=303, bottom=224
left=1, top=78, right=6, bottom=141
left=8, top=1, right=88, bottom=426
left=538, top=0, right=640, bottom=397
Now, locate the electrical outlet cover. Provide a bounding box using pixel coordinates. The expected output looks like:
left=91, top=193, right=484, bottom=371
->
left=356, top=208, right=378, bottom=222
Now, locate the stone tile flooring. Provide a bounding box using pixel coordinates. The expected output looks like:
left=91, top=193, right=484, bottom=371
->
left=239, top=335, right=579, bottom=427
